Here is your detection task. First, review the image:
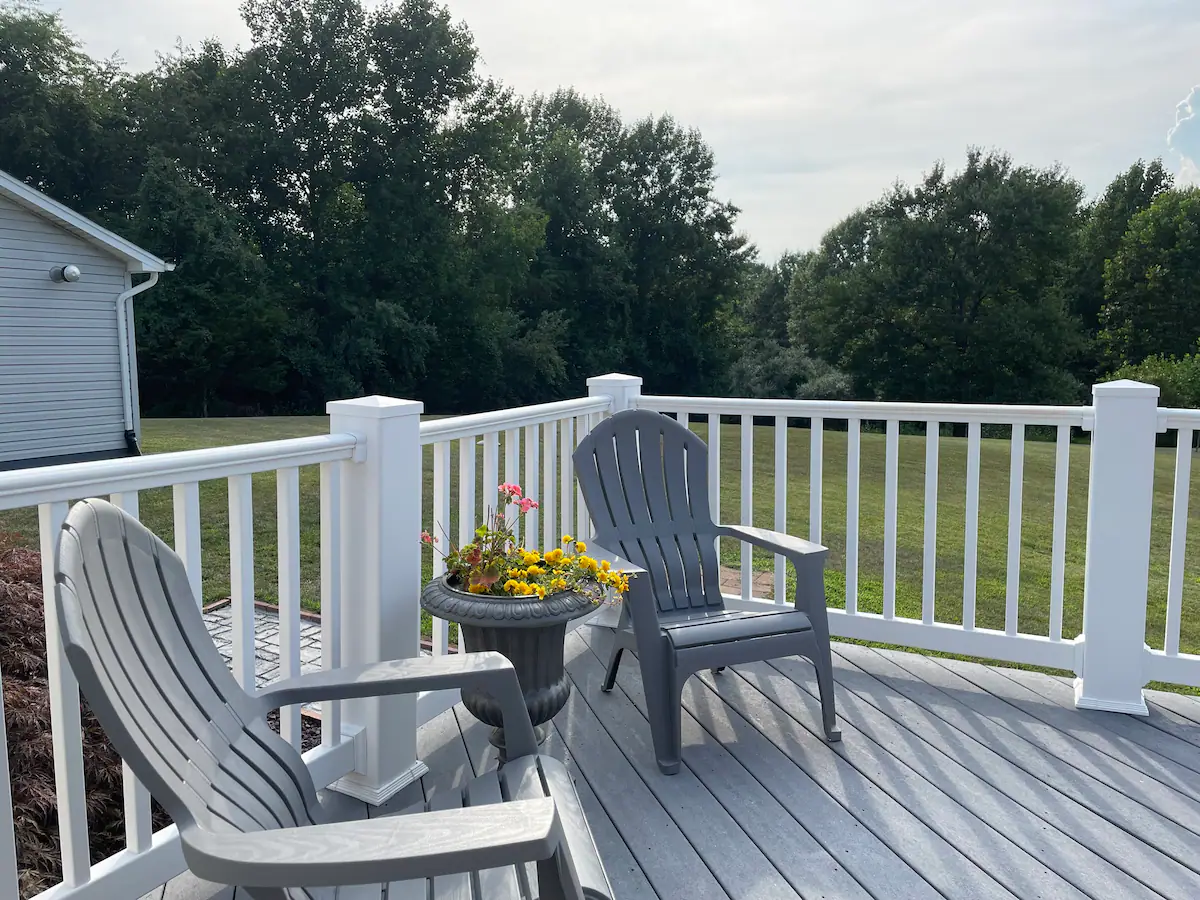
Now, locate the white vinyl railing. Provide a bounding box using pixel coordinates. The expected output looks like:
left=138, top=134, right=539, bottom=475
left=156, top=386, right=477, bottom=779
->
left=5, top=373, right=1200, bottom=899
left=1146, top=407, right=1200, bottom=688
left=417, top=395, right=610, bottom=721
left=0, top=434, right=361, bottom=900
left=636, top=395, right=1093, bottom=672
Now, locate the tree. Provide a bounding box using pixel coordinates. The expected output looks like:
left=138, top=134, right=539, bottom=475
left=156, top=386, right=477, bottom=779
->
left=1101, top=188, right=1200, bottom=365
left=789, top=149, right=1085, bottom=405
left=1066, top=159, right=1172, bottom=380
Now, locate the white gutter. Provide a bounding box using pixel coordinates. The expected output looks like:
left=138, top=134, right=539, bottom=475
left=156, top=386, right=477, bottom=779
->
left=116, top=272, right=159, bottom=436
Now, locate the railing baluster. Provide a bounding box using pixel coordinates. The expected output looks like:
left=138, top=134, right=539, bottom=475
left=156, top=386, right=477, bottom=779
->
left=276, top=467, right=302, bottom=748
left=543, top=420, right=558, bottom=550
left=1005, top=425, right=1025, bottom=636
left=846, top=418, right=861, bottom=615
left=809, top=417, right=823, bottom=544
left=708, top=413, right=721, bottom=524
left=459, top=436, right=477, bottom=546
left=963, top=422, right=981, bottom=631
left=883, top=420, right=899, bottom=619
left=432, top=442, right=452, bottom=656
left=320, top=461, right=342, bottom=746
left=173, top=481, right=203, bottom=605
left=774, top=416, right=788, bottom=603
left=524, top=424, right=540, bottom=547
left=576, top=415, right=592, bottom=539
left=504, top=427, right=520, bottom=527
left=921, top=423, right=939, bottom=626
left=741, top=416, right=754, bottom=601
left=228, top=474, right=256, bottom=691
left=560, top=417, right=574, bottom=542
left=483, top=432, right=499, bottom=510
left=39, top=499, right=90, bottom=886
left=1166, top=428, right=1193, bottom=656
left=0, top=661, right=16, bottom=899
left=1050, top=425, right=1072, bottom=643
left=110, top=492, right=154, bottom=855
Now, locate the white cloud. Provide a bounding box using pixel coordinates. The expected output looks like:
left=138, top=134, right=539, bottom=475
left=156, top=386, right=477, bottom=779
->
left=45, top=0, right=1200, bottom=257
left=1168, top=86, right=1200, bottom=186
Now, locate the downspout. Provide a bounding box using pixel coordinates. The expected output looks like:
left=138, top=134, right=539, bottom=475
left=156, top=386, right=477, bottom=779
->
left=116, top=272, right=159, bottom=455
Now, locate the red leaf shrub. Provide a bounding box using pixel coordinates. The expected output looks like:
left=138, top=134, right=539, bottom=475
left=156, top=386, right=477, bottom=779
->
left=1, top=546, right=169, bottom=897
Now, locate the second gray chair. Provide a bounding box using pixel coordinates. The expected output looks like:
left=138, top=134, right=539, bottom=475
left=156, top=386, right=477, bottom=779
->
left=573, top=408, right=840, bottom=775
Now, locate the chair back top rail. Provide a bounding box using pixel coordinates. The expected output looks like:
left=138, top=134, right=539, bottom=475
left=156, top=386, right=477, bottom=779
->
left=638, top=395, right=1094, bottom=428
left=419, top=396, right=611, bottom=444
left=0, top=434, right=359, bottom=511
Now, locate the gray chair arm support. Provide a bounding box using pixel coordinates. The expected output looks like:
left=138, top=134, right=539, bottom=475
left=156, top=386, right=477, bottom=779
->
left=254, top=652, right=539, bottom=759
left=717, top=524, right=827, bottom=559
left=181, top=798, right=561, bottom=888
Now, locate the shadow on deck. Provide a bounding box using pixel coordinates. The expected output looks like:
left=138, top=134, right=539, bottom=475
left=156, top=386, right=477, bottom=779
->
left=158, top=628, right=1200, bottom=899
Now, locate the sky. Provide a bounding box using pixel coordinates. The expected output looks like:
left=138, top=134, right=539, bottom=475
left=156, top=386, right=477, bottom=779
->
left=45, top=0, right=1200, bottom=260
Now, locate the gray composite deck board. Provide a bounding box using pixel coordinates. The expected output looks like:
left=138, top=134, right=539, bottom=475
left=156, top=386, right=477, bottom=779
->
left=159, top=636, right=1200, bottom=900
left=999, top=665, right=1200, bottom=774
left=839, top=644, right=1200, bottom=874
left=576, top=626, right=880, bottom=900
left=696, top=660, right=1017, bottom=899
left=815, top=647, right=1200, bottom=900
left=560, top=631, right=798, bottom=900
left=1147, top=688, right=1200, bottom=727
left=933, top=656, right=1200, bottom=803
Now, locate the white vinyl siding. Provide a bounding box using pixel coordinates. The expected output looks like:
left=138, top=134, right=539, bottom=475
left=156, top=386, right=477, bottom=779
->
left=0, top=194, right=129, bottom=465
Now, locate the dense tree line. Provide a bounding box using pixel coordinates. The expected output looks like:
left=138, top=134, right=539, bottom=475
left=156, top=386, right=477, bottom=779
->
left=1, top=0, right=748, bottom=415
left=4, top=1, right=1200, bottom=414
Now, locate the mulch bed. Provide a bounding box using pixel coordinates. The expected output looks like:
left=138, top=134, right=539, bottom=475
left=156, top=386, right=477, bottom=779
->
left=0, top=537, right=320, bottom=897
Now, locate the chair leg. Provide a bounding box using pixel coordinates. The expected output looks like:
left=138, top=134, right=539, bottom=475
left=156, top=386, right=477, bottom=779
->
left=812, top=640, right=841, bottom=743
left=639, top=655, right=684, bottom=775
left=536, top=844, right=586, bottom=900
left=601, top=643, right=624, bottom=693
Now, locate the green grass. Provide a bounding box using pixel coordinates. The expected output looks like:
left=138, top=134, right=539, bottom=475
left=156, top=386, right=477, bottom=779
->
left=2, top=415, right=1198, bottom=690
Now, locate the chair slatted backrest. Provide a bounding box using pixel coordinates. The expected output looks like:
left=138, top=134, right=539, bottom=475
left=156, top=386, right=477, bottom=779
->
left=53, top=499, right=325, bottom=840
left=574, top=409, right=725, bottom=613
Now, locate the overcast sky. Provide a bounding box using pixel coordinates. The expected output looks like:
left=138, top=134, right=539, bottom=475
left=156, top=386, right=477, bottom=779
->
left=46, top=0, right=1200, bottom=260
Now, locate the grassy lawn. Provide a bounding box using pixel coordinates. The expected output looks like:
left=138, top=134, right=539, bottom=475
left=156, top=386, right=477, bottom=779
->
left=2, top=415, right=1199, bottom=673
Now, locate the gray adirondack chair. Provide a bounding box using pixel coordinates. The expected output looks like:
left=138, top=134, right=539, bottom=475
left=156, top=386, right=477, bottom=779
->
left=52, top=498, right=612, bottom=900
left=573, top=408, right=840, bottom=775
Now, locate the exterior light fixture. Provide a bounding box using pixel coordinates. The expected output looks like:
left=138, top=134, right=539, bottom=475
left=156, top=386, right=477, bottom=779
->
left=50, top=264, right=81, bottom=283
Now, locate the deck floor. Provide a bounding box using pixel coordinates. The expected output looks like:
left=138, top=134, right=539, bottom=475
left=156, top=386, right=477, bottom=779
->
left=157, top=627, right=1200, bottom=900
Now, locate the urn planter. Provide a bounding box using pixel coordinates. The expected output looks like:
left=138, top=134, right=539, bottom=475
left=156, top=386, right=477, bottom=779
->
left=420, top=575, right=600, bottom=761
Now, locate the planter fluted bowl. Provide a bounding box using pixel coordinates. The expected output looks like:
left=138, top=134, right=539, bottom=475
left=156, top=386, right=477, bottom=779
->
left=420, top=575, right=600, bottom=760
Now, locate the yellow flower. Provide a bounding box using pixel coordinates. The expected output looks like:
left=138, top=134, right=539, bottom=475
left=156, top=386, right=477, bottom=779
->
left=597, top=570, right=609, bottom=585
left=518, top=582, right=533, bottom=595
left=579, top=556, right=598, bottom=573
left=522, top=550, right=541, bottom=566
left=544, top=548, right=564, bottom=564
left=575, top=541, right=587, bottom=553
left=562, top=534, right=573, bottom=543
left=600, top=560, right=611, bottom=571
left=527, top=564, right=545, bottom=576
left=551, top=578, right=568, bottom=592
left=533, top=584, right=546, bottom=599
left=468, top=583, right=488, bottom=594
left=503, top=579, right=519, bottom=593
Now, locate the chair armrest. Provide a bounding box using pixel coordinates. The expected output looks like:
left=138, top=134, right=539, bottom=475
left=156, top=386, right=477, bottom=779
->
left=182, top=798, right=560, bottom=888
left=254, top=652, right=539, bottom=758
left=584, top=543, right=646, bottom=577
left=718, top=524, right=827, bottom=558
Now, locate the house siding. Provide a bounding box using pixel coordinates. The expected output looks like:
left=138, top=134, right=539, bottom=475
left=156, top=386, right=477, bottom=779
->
left=0, top=194, right=130, bottom=466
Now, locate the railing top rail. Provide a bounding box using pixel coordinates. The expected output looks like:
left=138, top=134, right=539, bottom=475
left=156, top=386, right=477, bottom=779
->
left=1158, top=408, right=1200, bottom=430
left=419, top=396, right=611, bottom=444
left=0, top=433, right=359, bottom=511
left=637, top=395, right=1095, bottom=428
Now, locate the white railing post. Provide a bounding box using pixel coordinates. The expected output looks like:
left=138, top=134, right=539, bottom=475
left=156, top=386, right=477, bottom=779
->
left=326, top=396, right=429, bottom=803
left=1074, top=379, right=1160, bottom=715
left=587, top=373, right=643, bottom=414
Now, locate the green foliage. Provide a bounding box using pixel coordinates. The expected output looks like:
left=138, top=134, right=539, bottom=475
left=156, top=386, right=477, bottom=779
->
left=789, top=149, right=1086, bottom=405
left=1101, top=188, right=1200, bottom=366
left=1112, top=343, right=1200, bottom=408
left=0, top=0, right=747, bottom=414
